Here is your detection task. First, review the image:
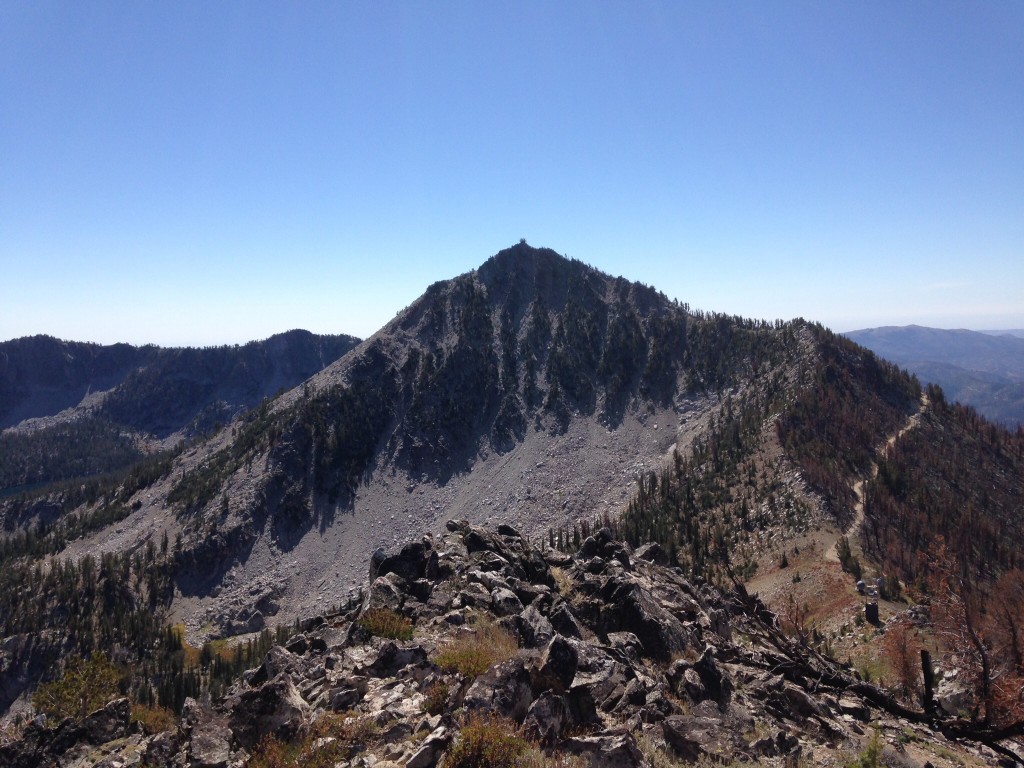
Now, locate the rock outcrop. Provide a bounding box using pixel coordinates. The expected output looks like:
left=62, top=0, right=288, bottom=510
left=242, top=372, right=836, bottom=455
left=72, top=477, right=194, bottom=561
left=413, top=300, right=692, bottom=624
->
left=1, top=523, right=1015, bottom=767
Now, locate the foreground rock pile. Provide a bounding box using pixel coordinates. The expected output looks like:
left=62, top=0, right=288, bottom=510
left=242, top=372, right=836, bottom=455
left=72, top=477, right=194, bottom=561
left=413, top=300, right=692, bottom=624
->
left=1, top=522, right=1013, bottom=767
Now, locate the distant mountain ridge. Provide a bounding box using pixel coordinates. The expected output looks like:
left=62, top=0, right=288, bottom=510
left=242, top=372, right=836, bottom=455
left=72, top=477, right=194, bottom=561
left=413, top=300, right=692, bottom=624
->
left=845, top=324, right=1024, bottom=426
left=0, top=330, right=361, bottom=433
left=0, top=335, right=154, bottom=430
left=0, top=330, right=360, bottom=493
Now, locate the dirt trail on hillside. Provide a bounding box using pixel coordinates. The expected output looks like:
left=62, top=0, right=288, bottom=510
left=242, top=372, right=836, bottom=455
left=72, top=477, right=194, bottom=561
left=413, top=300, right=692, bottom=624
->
left=826, top=393, right=929, bottom=562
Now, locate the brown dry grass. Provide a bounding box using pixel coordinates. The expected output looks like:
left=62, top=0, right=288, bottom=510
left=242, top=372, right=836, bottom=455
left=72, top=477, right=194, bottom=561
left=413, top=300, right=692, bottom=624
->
left=435, top=616, right=519, bottom=678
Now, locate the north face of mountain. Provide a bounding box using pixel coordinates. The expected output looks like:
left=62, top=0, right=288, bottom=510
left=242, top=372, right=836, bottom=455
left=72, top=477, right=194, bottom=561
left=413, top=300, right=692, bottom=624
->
left=165, top=243, right=792, bottom=520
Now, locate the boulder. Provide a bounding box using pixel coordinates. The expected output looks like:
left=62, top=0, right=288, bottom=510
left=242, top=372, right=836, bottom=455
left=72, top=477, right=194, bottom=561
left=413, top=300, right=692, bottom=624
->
left=571, top=642, right=627, bottom=698
left=491, top=587, right=525, bottom=617
left=837, top=695, right=871, bottom=722
left=604, top=544, right=632, bottom=571
left=0, top=721, right=47, bottom=767
left=704, top=608, right=732, bottom=641
left=240, top=609, right=265, bottom=634
left=533, top=635, right=578, bottom=694
left=405, top=725, right=450, bottom=768
left=770, top=682, right=821, bottom=722
left=372, top=539, right=439, bottom=583
left=605, top=632, right=644, bottom=663
left=610, top=578, right=696, bottom=661
left=81, top=697, right=131, bottom=744
left=144, top=729, right=182, bottom=766
left=633, top=543, right=668, bottom=565
left=285, top=633, right=309, bottom=656
left=188, top=720, right=231, bottom=768
left=562, top=730, right=648, bottom=768
left=548, top=601, right=584, bottom=640
left=507, top=578, right=549, bottom=606
left=517, top=604, right=555, bottom=648
left=455, top=582, right=492, bottom=611
left=226, top=676, right=310, bottom=750
left=357, top=641, right=428, bottom=678
left=523, top=691, right=568, bottom=744
left=464, top=658, right=533, bottom=723
left=667, top=649, right=731, bottom=709
left=661, top=700, right=755, bottom=762
left=366, top=575, right=406, bottom=613
left=248, top=645, right=305, bottom=687
left=409, top=578, right=435, bottom=604
left=328, top=675, right=369, bottom=711
left=424, top=582, right=457, bottom=616
left=579, top=536, right=599, bottom=559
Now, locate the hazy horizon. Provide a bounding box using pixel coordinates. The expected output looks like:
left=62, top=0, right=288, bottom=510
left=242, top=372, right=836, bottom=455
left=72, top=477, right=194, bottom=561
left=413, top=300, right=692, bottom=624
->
left=3, top=294, right=1022, bottom=350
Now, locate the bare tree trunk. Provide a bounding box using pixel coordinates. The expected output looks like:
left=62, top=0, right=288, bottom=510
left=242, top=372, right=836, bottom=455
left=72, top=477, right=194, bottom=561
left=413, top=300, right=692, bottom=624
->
left=921, top=649, right=935, bottom=715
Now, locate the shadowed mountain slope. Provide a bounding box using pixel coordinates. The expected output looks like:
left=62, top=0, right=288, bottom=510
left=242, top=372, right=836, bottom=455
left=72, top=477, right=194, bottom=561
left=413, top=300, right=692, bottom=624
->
left=0, top=330, right=360, bottom=494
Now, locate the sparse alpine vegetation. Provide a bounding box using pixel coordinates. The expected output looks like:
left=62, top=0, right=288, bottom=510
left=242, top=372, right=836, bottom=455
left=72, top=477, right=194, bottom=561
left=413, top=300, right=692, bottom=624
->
left=3, top=520, right=1020, bottom=767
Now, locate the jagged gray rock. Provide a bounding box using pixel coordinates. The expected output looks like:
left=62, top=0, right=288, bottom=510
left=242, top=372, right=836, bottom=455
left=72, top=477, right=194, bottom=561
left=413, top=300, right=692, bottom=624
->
left=464, top=658, right=534, bottom=722
left=535, top=634, right=578, bottom=694
left=1, top=523, right=1014, bottom=768
left=225, top=676, right=309, bottom=750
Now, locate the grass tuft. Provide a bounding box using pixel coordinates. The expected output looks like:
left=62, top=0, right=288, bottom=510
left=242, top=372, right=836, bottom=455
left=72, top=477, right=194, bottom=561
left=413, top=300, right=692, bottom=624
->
left=357, top=607, right=414, bottom=640
left=422, top=681, right=450, bottom=715
left=248, top=711, right=379, bottom=768
left=130, top=703, right=177, bottom=734
left=446, top=713, right=529, bottom=768
left=435, top=617, right=518, bottom=678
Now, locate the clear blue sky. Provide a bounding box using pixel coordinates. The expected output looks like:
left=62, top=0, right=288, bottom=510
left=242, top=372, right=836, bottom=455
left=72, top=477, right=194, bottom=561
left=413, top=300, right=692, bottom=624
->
left=2, top=1, right=1022, bottom=346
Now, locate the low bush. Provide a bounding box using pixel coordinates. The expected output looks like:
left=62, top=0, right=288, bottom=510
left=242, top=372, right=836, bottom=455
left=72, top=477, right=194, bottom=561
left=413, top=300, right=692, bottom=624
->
left=422, top=681, right=450, bottom=715
left=843, top=730, right=884, bottom=768
left=248, top=712, right=379, bottom=768
left=130, top=703, right=176, bottom=734
left=32, top=653, right=122, bottom=721
left=446, top=713, right=529, bottom=768
left=357, top=608, right=414, bottom=640
left=435, top=618, right=518, bottom=678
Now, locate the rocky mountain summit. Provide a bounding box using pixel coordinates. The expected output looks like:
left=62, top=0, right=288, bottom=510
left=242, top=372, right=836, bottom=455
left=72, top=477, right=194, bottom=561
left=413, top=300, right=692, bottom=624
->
left=2, top=521, right=1015, bottom=767
left=26, top=243, right=759, bottom=637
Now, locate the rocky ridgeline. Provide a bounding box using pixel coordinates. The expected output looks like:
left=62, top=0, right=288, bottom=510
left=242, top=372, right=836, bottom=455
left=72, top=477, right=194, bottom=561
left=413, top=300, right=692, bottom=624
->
left=0, top=523, right=1009, bottom=768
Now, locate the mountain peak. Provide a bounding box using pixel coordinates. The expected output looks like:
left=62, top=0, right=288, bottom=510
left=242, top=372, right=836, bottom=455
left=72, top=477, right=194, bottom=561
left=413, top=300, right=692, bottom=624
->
left=478, top=240, right=572, bottom=274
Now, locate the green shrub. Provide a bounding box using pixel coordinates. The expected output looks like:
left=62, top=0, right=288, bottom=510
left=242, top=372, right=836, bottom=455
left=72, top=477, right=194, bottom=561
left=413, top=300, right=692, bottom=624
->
left=357, top=608, right=414, bottom=640
left=844, top=730, right=884, bottom=768
left=836, top=536, right=863, bottom=580
left=32, top=653, right=122, bottom=721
